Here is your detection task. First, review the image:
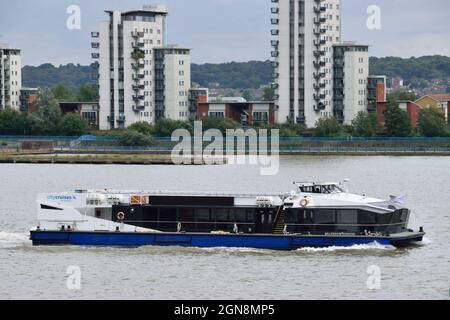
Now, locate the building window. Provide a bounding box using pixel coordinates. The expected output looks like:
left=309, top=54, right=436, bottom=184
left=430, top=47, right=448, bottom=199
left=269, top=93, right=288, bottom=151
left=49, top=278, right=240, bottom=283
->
left=209, top=112, right=225, bottom=118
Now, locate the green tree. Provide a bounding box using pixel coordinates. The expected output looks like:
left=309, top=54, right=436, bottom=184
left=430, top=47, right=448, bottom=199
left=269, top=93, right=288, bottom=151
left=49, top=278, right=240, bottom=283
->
left=154, top=119, right=193, bottom=137
left=131, top=49, right=145, bottom=61
left=351, top=112, right=378, bottom=137
left=314, top=117, right=342, bottom=137
left=242, top=89, right=253, bottom=102
left=127, top=121, right=154, bottom=136
left=201, top=117, right=238, bottom=135
left=417, top=108, right=448, bottom=137
left=31, top=89, right=61, bottom=134
left=58, top=113, right=87, bottom=136
left=120, top=130, right=154, bottom=146
left=383, top=104, right=412, bottom=137
left=0, top=109, right=29, bottom=135
left=387, top=90, right=418, bottom=102
left=262, top=86, right=275, bottom=101
left=52, top=85, right=76, bottom=101
left=77, top=84, right=99, bottom=101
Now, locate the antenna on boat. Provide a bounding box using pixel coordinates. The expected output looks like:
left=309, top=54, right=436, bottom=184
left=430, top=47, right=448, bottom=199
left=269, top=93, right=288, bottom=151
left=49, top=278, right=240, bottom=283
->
left=340, top=178, right=350, bottom=193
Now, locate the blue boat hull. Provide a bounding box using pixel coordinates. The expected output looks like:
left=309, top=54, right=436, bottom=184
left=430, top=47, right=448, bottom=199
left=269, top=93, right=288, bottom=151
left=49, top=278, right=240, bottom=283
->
left=30, top=231, right=425, bottom=250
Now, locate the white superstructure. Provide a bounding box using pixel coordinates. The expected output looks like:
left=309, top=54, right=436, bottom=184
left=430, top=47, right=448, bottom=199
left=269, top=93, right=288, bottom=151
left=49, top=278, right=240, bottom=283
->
left=271, top=0, right=341, bottom=127
left=0, top=44, right=22, bottom=110
left=94, top=5, right=192, bottom=129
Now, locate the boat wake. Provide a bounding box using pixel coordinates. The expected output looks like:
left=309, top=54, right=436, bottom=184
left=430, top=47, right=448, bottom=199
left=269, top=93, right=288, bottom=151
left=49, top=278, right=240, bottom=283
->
left=0, top=231, right=31, bottom=248
left=296, top=242, right=395, bottom=253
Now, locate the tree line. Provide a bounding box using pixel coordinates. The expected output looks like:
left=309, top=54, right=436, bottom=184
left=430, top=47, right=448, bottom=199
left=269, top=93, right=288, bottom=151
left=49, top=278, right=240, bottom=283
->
left=1, top=89, right=448, bottom=144
left=0, top=88, right=90, bottom=136
left=22, top=56, right=450, bottom=91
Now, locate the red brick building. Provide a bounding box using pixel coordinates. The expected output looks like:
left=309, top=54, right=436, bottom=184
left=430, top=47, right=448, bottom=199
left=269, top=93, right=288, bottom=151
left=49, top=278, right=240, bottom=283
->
left=196, top=100, right=275, bottom=125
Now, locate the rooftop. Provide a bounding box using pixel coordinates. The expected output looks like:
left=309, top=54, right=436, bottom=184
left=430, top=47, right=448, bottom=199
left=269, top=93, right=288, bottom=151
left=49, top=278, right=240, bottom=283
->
left=106, top=5, right=168, bottom=16
left=425, top=94, right=450, bottom=102
left=333, top=41, right=369, bottom=48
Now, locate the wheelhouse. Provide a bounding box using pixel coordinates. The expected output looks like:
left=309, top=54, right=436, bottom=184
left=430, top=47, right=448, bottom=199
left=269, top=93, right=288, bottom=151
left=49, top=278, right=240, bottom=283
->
left=295, top=182, right=344, bottom=194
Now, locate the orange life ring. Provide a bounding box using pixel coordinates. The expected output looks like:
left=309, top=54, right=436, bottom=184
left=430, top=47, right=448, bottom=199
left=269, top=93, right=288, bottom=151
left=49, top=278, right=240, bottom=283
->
left=300, top=199, right=309, bottom=208
left=117, top=212, right=125, bottom=221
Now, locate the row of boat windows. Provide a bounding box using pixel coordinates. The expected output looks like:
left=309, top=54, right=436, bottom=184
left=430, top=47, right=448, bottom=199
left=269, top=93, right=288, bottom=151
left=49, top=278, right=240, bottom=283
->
left=130, top=207, right=260, bottom=223
left=115, top=206, right=265, bottom=233
left=284, top=209, right=409, bottom=234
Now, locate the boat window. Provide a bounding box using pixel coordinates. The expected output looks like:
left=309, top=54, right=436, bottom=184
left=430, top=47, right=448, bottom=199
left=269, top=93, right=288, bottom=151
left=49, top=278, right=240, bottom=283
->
left=214, top=209, right=229, bottom=222
left=195, top=208, right=210, bottom=221
left=337, top=210, right=358, bottom=225
left=315, top=209, right=336, bottom=224
left=246, top=209, right=255, bottom=222
left=234, top=209, right=246, bottom=222
left=376, top=212, right=392, bottom=225
left=358, top=210, right=376, bottom=225
left=40, top=204, right=63, bottom=211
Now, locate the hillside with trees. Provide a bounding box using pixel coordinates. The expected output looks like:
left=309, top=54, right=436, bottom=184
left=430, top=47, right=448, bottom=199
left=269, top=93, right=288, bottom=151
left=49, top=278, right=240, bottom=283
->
left=22, top=56, right=450, bottom=91
left=22, top=63, right=96, bottom=91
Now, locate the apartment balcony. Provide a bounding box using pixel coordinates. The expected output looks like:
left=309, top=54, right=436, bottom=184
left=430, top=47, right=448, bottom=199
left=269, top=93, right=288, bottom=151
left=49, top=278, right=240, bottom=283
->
left=132, top=84, right=145, bottom=91
left=133, top=105, right=145, bottom=112
left=132, top=62, right=145, bottom=70
left=133, top=95, right=145, bottom=101
left=271, top=29, right=279, bottom=36
left=272, top=72, right=280, bottom=80
left=334, top=93, right=345, bottom=100
left=334, top=102, right=344, bottom=111
left=91, top=32, right=99, bottom=38
left=314, top=50, right=325, bottom=58
left=271, top=51, right=279, bottom=58
left=91, top=53, right=100, bottom=59
left=313, top=28, right=325, bottom=36
left=271, top=7, right=279, bottom=14
left=271, top=18, right=279, bottom=25
left=313, top=61, right=326, bottom=69
left=117, top=114, right=126, bottom=123
left=155, top=95, right=165, bottom=102
left=271, top=40, right=279, bottom=47
left=314, top=103, right=326, bottom=112
left=367, top=92, right=376, bottom=100
left=313, top=72, right=326, bottom=80
left=314, top=39, right=326, bottom=46
left=314, top=5, right=326, bottom=15
left=314, top=82, right=326, bottom=90
left=91, top=42, right=99, bottom=49
left=155, top=63, right=164, bottom=70
left=131, top=31, right=145, bottom=38
left=334, top=71, right=344, bottom=78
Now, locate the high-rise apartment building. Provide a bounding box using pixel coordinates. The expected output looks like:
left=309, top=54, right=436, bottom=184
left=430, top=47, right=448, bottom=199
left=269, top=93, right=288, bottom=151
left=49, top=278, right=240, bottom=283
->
left=93, top=5, right=191, bottom=130
left=0, top=44, right=22, bottom=110
left=154, top=46, right=191, bottom=121
left=333, top=43, right=369, bottom=124
left=271, top=0, right=342, bottom=128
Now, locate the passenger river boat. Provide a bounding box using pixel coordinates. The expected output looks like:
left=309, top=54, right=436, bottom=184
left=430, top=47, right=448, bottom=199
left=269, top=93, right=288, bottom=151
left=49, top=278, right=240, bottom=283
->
left=30, top=182, right=425, bottom=249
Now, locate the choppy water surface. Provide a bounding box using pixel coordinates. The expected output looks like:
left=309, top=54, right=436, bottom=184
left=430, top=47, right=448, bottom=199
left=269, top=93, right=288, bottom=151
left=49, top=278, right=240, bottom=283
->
left=0, top=156, right=449, bottom=299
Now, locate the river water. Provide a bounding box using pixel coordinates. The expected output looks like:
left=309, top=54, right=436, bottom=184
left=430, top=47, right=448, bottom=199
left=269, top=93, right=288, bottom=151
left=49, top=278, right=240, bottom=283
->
left=0, top=156, right=449, bottom=300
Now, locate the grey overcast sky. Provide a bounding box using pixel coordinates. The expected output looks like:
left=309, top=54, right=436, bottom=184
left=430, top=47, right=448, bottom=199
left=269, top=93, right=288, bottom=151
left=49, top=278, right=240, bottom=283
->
left=0, top=0, right=449, bottom=66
